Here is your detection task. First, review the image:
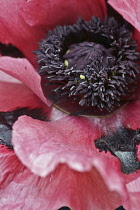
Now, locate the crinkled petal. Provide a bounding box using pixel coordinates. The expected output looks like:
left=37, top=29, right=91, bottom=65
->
left=13, top=115, right=140, bottom=209
left=125, top=177, right=140, bottom=210
left=0, top=149, right=122, bottom=210
left=0, top=56, right=50, bottom=106
left=108, top=0, right=140, bottom=32
left=0, top=0, right=107, bottom=64
left=13, top=116, right=132, bottom=204
left=12, top=115, right=118, bottom=175
left=0, top=117, right=138, bottom=210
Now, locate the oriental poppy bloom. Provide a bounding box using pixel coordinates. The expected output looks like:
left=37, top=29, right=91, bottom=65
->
left=0, top=0, right=140, bottom=210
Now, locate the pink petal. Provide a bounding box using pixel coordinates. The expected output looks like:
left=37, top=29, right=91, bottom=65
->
left=0, top=81, right=48, bottom=112
left=0, top=0, right=107, bottom=65
left=0, top=151, right=122, bottom=210
left=121, top=100, right=140, bottom=130
left=12, top=115, right=140, bottom=209
left=0, top=136, right=139, bottom=209
left=125, top=177, right=140, bottom=210
left=0, top=70, right=21, bottom=83
left=0, top=0, right=44, bottom=65
left=20, top=0, right=107, bottom=27
left=0, top=56, right=50, bottom=106
left=13, top=115, right=133, bottom=206
left=12, top=115, right=116, bottom=175
left=108, top=0, right=140, bottom=32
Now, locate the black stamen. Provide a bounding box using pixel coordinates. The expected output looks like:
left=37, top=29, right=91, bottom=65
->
left=94, top=127, right=140, bottom=174
left=0, top=107, right=47, bottom=150
left=36, top=16, right=140, bottom=116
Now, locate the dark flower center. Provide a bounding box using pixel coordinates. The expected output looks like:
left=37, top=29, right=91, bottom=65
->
left=36, top=17, right=140, bottom=117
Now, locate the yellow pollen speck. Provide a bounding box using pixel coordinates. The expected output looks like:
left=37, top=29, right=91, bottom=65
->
left=64, top=60, right=69, bottom=67
left=112, top=71, right=116, bottom=76
left=80, top=74, right=86, bottom=80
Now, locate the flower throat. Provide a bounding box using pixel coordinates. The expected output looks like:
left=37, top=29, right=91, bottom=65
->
left=36, top=17, right=140, bottom=117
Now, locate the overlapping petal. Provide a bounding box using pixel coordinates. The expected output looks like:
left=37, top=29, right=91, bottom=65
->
left=0, top=57, right=49, bottom=106
left=0, top=0, right=140, bottom=209
left=108, top=0, right=140, bottom=32
left=12, top=115, right=117, bottom=175
left=0, top=71, right=123, bottom=210
left=126, top=177, right=140, bottom=210
left=0, top=80, right=47, bottom=112
left=0, top=150, right=122, bottom=210
left=12, top=114, right=140, bottom=210
left=0, top=70, right=21, bottom=83
left=0, top=0, right=107, bottom=65
left=108, top=0, right=140, bottom=57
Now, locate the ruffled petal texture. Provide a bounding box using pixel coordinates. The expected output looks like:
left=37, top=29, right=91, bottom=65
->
left=0, top=0, right=107, bottom=65
left=1, top=1, right=140, bottom=209
left=108, top=0, right=140, bottom=32
left=12, top=115, right=129, bottom=201
left=12, top=115, right=118, bottom=175
left=13, top=115, right=140, bottom=209
left=126, top=177, right=140, bottom=210
left=0, top=65, right=123, bottom=210
left=0, top=149, right=122, bottom=210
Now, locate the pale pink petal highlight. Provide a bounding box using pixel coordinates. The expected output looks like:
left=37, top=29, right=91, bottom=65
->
left=0, top=70, right=21, bottom=83
left=108, top=0, right=140, bottom=32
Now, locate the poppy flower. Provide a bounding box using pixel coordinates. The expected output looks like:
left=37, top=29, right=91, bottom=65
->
left=0, top=0, right=140, bottom=209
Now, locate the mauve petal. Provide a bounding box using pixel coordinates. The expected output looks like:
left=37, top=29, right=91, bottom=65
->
left=0, top=147, right=24, bottom=185
left=0, top=0, right=107, bottom=65
left=0, top=148, right=139, bottom=209
left=12, top=115, right=115, bottom=174
left=21, top=0, right=106, bottom=27
left=0, top=152, right=123, bottom=210
left=0, top=56, right=50, bottom=106
left=0, top=148, right=65, bottom=209
left=125, top=177, right=140, bottom=210
left=108, top=0, right=140, bottom=32
left=0, top=0, right=44, bottom=65
left=12, top=115, right=133, bottom=207
left=0, top=81, right=48, bottom=112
